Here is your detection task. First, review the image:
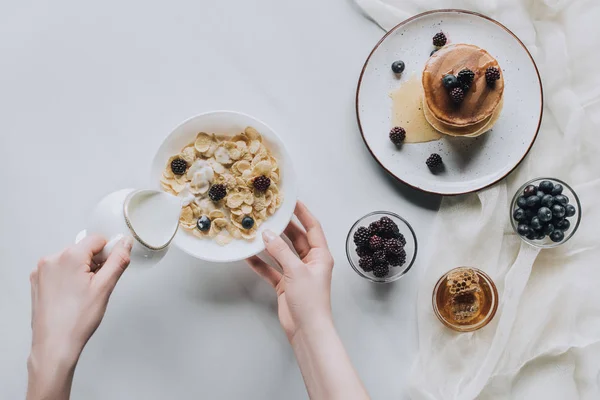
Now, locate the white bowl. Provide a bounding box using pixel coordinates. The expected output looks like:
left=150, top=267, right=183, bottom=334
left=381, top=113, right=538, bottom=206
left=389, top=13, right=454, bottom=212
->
left=150, top=111, right=297, bottom=263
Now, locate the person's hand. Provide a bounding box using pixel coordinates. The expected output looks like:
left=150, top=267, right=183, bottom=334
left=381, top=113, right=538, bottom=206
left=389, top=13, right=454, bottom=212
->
left=29, top=235, right=133, bottom=368
left=247, top=202, right=334, bottom=342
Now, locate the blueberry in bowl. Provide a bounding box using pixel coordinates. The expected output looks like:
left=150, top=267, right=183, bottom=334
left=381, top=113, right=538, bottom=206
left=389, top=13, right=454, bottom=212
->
left=510, top=178, right=581, bottom=248
left=346, top=211, right=417, bottom=283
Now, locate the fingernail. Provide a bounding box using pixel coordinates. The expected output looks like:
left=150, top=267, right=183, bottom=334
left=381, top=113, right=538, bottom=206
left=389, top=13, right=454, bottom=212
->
left=262, top=230, right=277, bottom=243
left=122, top=236, right=134, bottom=250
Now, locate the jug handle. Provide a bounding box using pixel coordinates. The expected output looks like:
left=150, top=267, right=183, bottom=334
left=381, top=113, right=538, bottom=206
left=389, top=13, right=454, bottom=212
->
left=75, top=230, right=124, bottom=265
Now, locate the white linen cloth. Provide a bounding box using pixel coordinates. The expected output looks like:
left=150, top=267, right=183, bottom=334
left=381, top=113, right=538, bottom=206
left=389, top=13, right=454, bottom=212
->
left=354, top=0, right=600, bottom=398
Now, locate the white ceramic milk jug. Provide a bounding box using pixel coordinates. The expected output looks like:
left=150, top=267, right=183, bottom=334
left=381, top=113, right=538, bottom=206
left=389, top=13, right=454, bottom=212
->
left=76, top=189, right=182, bottom=267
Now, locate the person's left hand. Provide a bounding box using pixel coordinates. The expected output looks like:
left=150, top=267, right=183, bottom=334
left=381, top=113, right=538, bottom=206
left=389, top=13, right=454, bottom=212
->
left=29, top=235, right=133, bottom=367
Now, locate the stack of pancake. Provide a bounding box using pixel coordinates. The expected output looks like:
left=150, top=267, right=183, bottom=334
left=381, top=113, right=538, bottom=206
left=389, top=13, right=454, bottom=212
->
left=422, top=44, right=504, bottom=137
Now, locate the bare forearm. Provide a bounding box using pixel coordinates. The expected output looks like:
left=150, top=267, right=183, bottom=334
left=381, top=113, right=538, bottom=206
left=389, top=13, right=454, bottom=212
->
left=27, top=346, right=78, bottom=400
left=291, top=319, right=370, bottom=400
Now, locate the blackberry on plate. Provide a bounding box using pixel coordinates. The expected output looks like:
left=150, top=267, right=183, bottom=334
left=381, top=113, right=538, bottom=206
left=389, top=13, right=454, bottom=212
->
left=242, top=216, right=255, bottom=229
left=450, top=87, right=465, bottom=104
left=565, top=204, right=576, bottom=217
left=389, top=127, right=406, bottom=145
left=538, top=207, right=553, bottom=222
left=442, top=74, right=458, bottom=89
left=513, top=208, right=526, bottom=222
left=369, top=235, right=384, bottom=250
left=457, top=69, right=475, bottom=84
left=554, top=194, right=569, bottom=205
left=368, top=221, right=382, bottom=236
left=526, top=195, right=541, bottom=208
left=541, top=194, right=554, bottom=208
left=539, top=180, right=554, bottom=193
left=373, top=264, right=390, bottom=278
left=208, top=184, right=227, bottom=201
left=359, top=255, right=375, bottom=272
left=523, top=185, right=537, bottom=197
left=353, top=227, right=370, bottom=247
left=550, top=230, right=565, bottom=243
left=356, top=246, right=373, bottom=257
left=556, top=219, right=570, bottom=231
left=384, top=238, right=403, bottom=255
left=517, top=224, right=531, bottom=236
left=197, top=216, right=211, bottom=231
left=391, top=60, right=405, bottom=74
left=426, top=153, right=443, bottom=169
left=542, top=223, right=555, bottom=235
left=432, top=32, right=447, bottom=47
left=253, top=175, right=271, bottom=192
left=170, top=158, right=188, bottom=175
left=388, top=248, right=406, bottom=266
left=551, top=184, right=563, bottom=196
left=485, top=66, right=501, bottom=85
left=552, top=204, right=566, bottom=219
left=373, top=250, right=387, bottom=264
left=517, top=196, right=527, bottom=208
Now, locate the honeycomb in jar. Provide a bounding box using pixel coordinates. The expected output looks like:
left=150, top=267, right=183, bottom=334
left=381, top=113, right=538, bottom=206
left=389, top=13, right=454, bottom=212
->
left=445, top=268, right=481, bottom=323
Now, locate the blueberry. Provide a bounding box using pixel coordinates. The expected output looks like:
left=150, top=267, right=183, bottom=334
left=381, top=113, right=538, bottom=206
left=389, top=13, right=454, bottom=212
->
left=540, top=194, right=554, bottom=208
left=442, top=74, right=458, bottom=89
left=517, top=196, right=527, bottom=209
left=554, top=194, right=569, bottom=205
left=526, top=195, right=541, bottom=209
left=513, top=208, right=526, bottom=222
left=524, top=209, right=535, bottom=222
left=197, top=216, right=211, bottom=231
left=539, top=180, right=554, bottom=193
left=241, top=216, right=255, bottom=229
left=565, top=204, right=576, bottom=217
left=530, top=216, right=543, bottom=230
left=536, top=190, right=545, bottom=199
left=551, top=184, right=563, bottom=196
left=534, top=232, right=546, bottom=240
left=517, top=224, right=531, bottom=236
left=556, top=219, right=570, bottom=231
left=542, top=223, right=555, bottom=235
left=526, top=232, right=537, bottom=240
left=523, top=185, right=537, bottom=197
left=550, top=230, right=565, bottom=243
left=552, top=204, right=566, bottom=219
left=391, top=60, right=405, bottom=74
left=537, top=207, right=553, bottom=222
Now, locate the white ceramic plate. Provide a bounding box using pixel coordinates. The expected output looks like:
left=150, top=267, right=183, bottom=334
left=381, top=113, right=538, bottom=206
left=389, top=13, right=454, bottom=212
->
left=356, top=10, right=543, bottom=195
left=150, top=111, right=297, bottom=263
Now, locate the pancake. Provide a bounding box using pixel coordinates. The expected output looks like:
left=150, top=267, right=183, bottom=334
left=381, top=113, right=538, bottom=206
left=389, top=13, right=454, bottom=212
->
left=422, top=44, right=504, bottom=127
left=423, top=97, right=504, bottom=137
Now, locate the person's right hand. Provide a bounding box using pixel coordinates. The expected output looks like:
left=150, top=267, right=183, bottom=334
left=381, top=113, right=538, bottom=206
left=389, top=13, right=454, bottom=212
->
left=247, top=201, right=334, bottom=342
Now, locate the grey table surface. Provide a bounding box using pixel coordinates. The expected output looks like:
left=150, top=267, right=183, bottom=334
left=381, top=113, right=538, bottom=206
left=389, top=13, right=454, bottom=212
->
left=0, top=0, right=440, bottom=398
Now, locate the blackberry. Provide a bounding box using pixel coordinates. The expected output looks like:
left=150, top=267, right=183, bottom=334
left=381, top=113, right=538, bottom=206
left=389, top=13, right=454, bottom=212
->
left=356, top=246, right=373, bottom=258
left=368, top=221, right=382, bottom=236
left=450, top=87, right=465, bottom=104
left=373, top=250, right=387, bottom=264
left=378, top=216, right=397, bottom=235
left=373, top=264, right=390, bottom=278
left=397, top=233, right=406, bottom=247
left=369, top=235, right=384, bottom=251
left=432, top=32, right=447, bottom=47
left=253, top=175, right=271, bottom=192
left=485, top=66, right=500, bottom=85
left=426, top=153, right=443, bottom=169
left=384, top=238, right=403, bottom=255
left=389, top=126, right=406, bottom=145
left=359, top=255, right=375, bottom=272
left=460, top=81, right=471, bottom=93
left=457, top=69, right=475, bottom=85
left=388, top=249, right=406, bottom=266
left=208, top=184, right=227, bottom=201
left=353, top=227, right=370, bottom=247
left=170, top=158, right=188, bottom=175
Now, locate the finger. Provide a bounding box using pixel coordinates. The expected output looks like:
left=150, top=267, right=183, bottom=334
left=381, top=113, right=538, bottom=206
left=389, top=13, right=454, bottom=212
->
left=94, top=236, right=133, bottom=291
left=262, top=230, right=302, bottom=273
left=64, top=235, right=108, bottom=266
left=246, top=256, right=282, bottom=288
left=30, top=269, right=38, bottom=328
left=295, top=201, right=328, bottom=249
left=284, top=221, right=310, bottom=259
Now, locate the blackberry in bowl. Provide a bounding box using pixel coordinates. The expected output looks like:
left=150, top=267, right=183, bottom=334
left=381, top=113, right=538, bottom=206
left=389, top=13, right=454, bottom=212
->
left=510, top=178, right=581, bottom=248
left=346, top=211, right=417, bottom=283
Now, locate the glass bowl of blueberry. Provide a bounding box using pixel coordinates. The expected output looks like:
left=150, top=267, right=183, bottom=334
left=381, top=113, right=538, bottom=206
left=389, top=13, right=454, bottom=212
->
left=346, top=211, right=418, bottom=283
left=511, top=178, right=581, bottom=248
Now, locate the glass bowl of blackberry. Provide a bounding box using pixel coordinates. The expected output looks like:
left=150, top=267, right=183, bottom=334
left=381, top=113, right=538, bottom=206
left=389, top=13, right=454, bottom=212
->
left=510, top=178, right=581, bottom=248
left=346, top=211, right=418, bottom=283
